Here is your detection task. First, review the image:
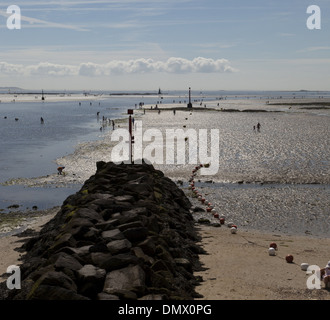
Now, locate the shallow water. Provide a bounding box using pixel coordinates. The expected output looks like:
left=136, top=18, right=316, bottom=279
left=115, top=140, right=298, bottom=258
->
left=145, top=110, right=330, bottom=185
left=0, top=96, right=148, bottom=211
left=186, top=182, right=330, bottom=238
left=0, top=91, right=329, bottom=238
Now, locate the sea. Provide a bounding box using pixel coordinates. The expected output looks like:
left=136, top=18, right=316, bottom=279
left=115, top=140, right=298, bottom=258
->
left=0, top=89, right=329, bottom=213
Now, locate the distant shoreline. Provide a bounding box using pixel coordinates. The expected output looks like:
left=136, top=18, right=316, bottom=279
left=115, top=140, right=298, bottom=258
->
left=268, top=101, right=330, bottom=106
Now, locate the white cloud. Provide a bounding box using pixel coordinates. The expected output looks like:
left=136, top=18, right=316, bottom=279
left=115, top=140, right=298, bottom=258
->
left=79, top=57, right=237, bottom=76
left=0, top=62, right=25, bottom=75
left=0, top=57, right=236, bottom=77
left=26, top=62, right=78, bottom=76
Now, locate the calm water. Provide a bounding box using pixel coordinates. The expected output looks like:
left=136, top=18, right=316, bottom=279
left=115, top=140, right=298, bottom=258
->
left=0, top=95, right=157, bottom=211
left=0, top=90, right=329, bottom=212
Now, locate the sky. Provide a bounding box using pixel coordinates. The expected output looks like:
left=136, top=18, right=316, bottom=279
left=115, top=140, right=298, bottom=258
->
left=0, top=0, right=329, bottom=91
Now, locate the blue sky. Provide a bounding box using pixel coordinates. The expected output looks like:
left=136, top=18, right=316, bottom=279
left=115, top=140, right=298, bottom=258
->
left=0, top=0, right=329, bottom=91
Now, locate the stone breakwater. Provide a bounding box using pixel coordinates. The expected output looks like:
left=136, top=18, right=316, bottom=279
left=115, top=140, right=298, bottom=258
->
left=6, top=161, right=204, bottom=300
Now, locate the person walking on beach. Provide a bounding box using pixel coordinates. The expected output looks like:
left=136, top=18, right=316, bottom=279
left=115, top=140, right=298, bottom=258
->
left=57, top=166, right=65, bottom=175
left=321, top=261, right=330, bottom=288
left=257, top=122, right=261, bottom=132
left=112, top=120, right=115, bottom=130
left=40, top=117, right=44, bottom=124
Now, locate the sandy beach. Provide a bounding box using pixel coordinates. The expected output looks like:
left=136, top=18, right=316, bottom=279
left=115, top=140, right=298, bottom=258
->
left=1, top=209, right=329, bottom=300
left=0, top=207, right=58, bottom=283
left=0, top=97, right=329, bottom=299
left=195, top=225, right=330, bottom=300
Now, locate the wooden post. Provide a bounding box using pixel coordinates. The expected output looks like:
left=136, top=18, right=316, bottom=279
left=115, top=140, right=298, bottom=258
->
left=187, top=87, right=192, bottom=108
left=128, top=109, right=134, bottom=163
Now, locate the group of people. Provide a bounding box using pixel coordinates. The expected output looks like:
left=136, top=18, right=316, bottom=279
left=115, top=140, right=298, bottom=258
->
left=97, top=112, right=115, bottom=131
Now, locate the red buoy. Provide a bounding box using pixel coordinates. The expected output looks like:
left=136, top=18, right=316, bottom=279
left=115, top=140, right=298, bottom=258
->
left=269, top=242, right=277, bottom=250
left=286, top=254, right=294, bottom=263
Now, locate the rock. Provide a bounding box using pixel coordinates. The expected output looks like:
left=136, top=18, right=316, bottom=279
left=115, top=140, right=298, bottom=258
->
left=50, top=233, right=77, bottom=253
left=91, top=252, right=112, bottom=268
left=131, top=247, right=155, bottom=265
left=122, top=227, right=148, bottom=242
left=97, top=292, right=120, bottom=300
left=197, top=218, right=211, bottom=224
left=77, top=264, right=106, bottom=298
left=74, top=208, right=102, bottom=223
left=139, top=294, right=166, bottom=300
left=137, top=238, right=156, bottom=256
left=192, top=206, right=205, bottom=212
left=118, top=221, right=144, bottom=232
left=103, top=265, right=146, bottom=295
left=151, top=260, right=170, bottom=272
left=106, top=239, right=132, bottom=254
left=6, top=161, right=203, bottom=301
left=102, top=289, right=137, bottom=300
left=174, top=258, right=192, bottom=272
left=98, top=253, right=139, bottom=271
left=51, top=252, right=83, bottom=271
left=122, top=207, right=148, bottom=218
left=114, top=195, right=135, bottom=203
left=95, top=219, right=119, bottom=230
left=28, top=285, right=90, bottom=300
left=30, top=271, right=77, bottom=294
left=101, top=229, right=125, bottom=241
left=89, top=242, right=109, bottom=253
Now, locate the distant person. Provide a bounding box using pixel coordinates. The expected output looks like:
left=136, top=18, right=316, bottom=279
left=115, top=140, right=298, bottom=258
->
left=57, top=166, right=65, bottom=175
left=257, top=122, right=261, bottom=132
left=112, top=120, right=115, bottom=130
left=321, top=261, right=330, bottom=288
left=40, top=117, right=44, bottom=124
left=173, top=109, right=176, bottom=115
left=253, top=125, right=256, bottom=131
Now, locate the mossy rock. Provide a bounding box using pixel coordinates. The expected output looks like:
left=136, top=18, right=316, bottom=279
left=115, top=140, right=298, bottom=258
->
left=154, top=191, right=162, bottom=200
left=197, top=218, right=210, bottom=224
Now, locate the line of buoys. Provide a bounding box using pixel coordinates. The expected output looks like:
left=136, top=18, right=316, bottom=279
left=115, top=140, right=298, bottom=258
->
left=268, top=242, right=278, bottom=256
left=267, top=242, right=296, bottom=266
left=190, top=166, right=302, bottom=267
left=188, top=164, right=238, bottom=234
